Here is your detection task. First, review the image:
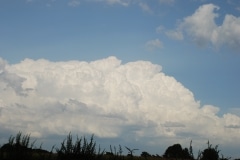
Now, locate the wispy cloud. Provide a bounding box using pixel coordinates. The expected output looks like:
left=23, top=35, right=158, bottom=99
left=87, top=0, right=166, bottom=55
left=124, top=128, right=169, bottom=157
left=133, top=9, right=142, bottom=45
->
left=159, top=0, right=175, bottom=5
left=145, top=38, right=163, bottom=51
left=156, top=25, right=165, bottom=34
left=236, top=7, right=240, bottom=12
left=25, top=0, right=129, bottom=7
left=68, top=0, right=81, bottom=7
left=165, top=30, right=183, bottom=40
left=97, top=0, right=130, bottom=6
left=139, top=2, right=153, bottom=13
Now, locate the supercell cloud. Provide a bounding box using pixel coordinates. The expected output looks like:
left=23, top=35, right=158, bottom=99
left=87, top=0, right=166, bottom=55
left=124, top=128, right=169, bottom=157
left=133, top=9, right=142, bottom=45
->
left=0, top=56, right=240, bottom=152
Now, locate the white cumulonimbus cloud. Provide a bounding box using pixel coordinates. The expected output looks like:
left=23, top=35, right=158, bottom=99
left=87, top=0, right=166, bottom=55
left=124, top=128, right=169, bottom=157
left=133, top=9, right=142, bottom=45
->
left=0, top=56, right=240, bottom=151
left=165, top=3, right=240, bottom=50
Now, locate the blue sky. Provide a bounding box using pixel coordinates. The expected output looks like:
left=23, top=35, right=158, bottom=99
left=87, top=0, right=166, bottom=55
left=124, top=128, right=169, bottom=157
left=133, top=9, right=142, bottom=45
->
left=1, top=0, right=239, bottom=110
left=0, top=0, right=240, bottom=158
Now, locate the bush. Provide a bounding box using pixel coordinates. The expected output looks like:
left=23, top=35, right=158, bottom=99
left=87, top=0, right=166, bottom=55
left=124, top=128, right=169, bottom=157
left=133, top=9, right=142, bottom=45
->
left=141, top=151, right=151, bottom=158
left=198, top=141, right=230, bottom=160
left=0, top=132, right=52, bottom=160
left=201, top=147, right=219, bottom=160
left=163, top=143, right=193, bottom=159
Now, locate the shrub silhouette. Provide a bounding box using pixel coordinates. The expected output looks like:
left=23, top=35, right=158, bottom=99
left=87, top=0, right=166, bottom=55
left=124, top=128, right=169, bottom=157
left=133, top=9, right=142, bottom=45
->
left=0, top=132, right=237, bottom=160
left=163, top=143, right=193, bottom=159
left=0, top=132, right=52, bottom=160
left=140, top=151, right=151, bottom=159
left=201, top=147, right=219, bottom=160
left=0, top=132, right=33, bottom=160
left=56, top=133, right=104, bottom=160
left=198, top=141, right=219, bottom=160
left=197, top=141, right=231, bottom=160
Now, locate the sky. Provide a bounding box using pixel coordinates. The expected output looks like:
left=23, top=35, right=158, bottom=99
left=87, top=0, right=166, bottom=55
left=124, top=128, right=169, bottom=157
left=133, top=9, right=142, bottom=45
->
left=0, top=0, right=240, bottom=158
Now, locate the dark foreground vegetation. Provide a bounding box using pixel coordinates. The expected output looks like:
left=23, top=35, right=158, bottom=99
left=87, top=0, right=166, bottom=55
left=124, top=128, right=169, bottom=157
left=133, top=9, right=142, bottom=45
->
left=0, top=132, right=237, bottom=160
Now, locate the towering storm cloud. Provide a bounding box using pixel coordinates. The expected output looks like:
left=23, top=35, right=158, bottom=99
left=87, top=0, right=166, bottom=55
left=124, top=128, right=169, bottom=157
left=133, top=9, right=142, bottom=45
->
left=0, top=56, right=239, bottom=151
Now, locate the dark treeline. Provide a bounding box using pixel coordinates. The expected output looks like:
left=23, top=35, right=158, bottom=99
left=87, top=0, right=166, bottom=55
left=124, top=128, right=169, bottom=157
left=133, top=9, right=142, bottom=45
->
left=0, top=132, right=237, bottom=160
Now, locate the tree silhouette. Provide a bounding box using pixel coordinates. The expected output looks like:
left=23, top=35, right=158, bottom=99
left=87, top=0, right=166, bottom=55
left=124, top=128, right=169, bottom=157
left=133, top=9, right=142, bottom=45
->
left=163, top=144, right=182, bottom=158
left=200, top=141, right=219, bottom=160
left=163, top=143, right=193, bottom=159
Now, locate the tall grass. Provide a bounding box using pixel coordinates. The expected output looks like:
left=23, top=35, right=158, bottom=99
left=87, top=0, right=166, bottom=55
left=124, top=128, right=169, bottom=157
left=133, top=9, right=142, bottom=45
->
left=56, top=133, right=104, bottom=160
left=0, top=132, right=54, bottom=160
left=0, top=132, right=237, bottom=160
left=105, top=145, right=124, bottom=160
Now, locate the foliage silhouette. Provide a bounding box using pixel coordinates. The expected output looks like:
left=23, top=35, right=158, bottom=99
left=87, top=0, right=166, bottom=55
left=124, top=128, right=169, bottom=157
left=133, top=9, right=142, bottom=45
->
left=197, top=141, right=231, bottom=160
left=0, top=132, right=52, bottom=160
left=140, top=151, right=151, bottom=159
left=0, top=132, right=238, bottom=160
left=105, top=145, right=124, bottom=160
left=163, top=143, right=193, bottom=159
left=56, top=133, right=104, bottom=160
